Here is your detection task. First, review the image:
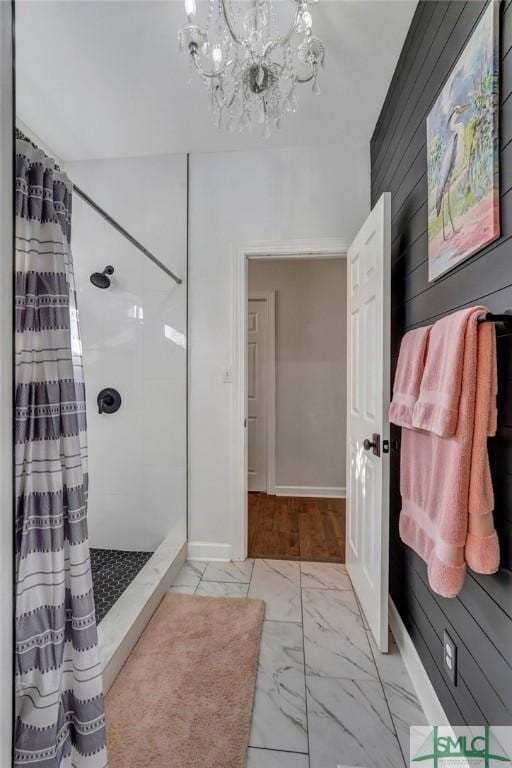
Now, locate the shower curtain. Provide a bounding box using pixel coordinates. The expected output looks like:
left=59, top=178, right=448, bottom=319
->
left=14, top=136, right=107, bottom=767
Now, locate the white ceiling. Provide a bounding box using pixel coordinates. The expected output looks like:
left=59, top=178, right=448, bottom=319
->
left=15, top=0, right=417, bottom=161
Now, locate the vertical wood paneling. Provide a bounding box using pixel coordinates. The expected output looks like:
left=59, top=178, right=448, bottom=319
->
left=372, top=0, right=512, bottom=725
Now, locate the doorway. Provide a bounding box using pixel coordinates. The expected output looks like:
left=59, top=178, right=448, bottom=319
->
left=246, top=256, right=347, bottom=563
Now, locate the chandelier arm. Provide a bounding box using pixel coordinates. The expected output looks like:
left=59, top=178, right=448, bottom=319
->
left=190, top=48, right=232, bottom=79
left=263, top=1, right=301, bottom=57
left=294, top=60, right=317, bottom=84
left=220, top=0, right=243, bottom=45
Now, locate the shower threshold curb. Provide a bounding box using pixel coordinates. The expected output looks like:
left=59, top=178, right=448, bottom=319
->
left=98, top=535, right=187, bottom=692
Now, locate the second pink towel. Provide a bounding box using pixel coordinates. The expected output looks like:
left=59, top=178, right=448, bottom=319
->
left=389, top=326, right=431, bottom=428
left=391, top=307, right=500, bottom=598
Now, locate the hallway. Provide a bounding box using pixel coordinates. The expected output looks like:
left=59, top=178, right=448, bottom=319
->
left=248, top=494, right=346, bottom=562
left=171, top=558, right=426, bottom=767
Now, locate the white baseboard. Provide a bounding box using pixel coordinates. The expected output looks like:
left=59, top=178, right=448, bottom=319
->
left=274, top=485, right=346, bottom=499
left=187, top=541, right=232, bottom=561
left=389, top=597, right=450, bottom=726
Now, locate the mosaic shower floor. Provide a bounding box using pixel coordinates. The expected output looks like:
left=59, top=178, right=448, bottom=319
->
left=90, top=548, right=153, bottom=623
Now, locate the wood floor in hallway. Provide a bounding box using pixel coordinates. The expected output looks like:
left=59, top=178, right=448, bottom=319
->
left=248, top=493, right=345, bottom=563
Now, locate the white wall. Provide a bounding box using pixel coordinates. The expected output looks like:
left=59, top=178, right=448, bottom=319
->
left=13, top=139, right=369, bottom=560
left=248, top=258, right=347, bottom=493
left=67, top=155, right=188, bottom=551
left=0, top=3, right=12, bottom=763
left=189, top=143, right=369, bottom=556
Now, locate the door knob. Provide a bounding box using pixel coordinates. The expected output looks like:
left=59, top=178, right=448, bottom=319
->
left=363, top=433, right=381, bottom=457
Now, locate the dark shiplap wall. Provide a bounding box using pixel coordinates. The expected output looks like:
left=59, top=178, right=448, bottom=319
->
left=371, top=0, right=512, bottom=724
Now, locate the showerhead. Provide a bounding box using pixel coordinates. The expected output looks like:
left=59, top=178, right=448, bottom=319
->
left=90, top=265, right=114, bottom=289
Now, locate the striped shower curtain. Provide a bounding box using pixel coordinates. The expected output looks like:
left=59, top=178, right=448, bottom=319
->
left=14, top=136, right=107, bottom=767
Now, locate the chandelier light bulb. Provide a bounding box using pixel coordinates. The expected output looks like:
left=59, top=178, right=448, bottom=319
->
left=302, top=10, right=313, bottom=30
left=212, top=44, right=223, bottom=69
left=184, top=0, right=196, bottom=19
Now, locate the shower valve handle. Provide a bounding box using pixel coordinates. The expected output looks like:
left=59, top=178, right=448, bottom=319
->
left=97, top=388, right=122, bottom=415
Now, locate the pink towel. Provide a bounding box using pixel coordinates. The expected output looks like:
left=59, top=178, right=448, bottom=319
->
left=412, top=310, right=472, bottom=436
left=395, top=307, right=500, bottom=598
left=389, top=327, right=431, bottom=428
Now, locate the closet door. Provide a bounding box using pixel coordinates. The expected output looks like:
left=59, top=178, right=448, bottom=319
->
left=247, top=295, right=269, bottom=492
left=346, top=192, right=391, bottom=653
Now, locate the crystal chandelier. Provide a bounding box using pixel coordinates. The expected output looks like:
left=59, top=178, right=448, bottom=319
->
left=178, top=0, right=325, bottom=136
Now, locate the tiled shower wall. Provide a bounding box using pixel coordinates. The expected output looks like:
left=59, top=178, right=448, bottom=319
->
left=68, top=154, right=188, bottom=552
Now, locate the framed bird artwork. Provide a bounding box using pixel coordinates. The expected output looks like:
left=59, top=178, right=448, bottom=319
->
left=427, top=1, right=500, bottom=282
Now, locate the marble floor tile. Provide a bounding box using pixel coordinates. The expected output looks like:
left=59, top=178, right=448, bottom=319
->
left=202, top=559, right=254, bottom=583
left=172, top=560, right=208, bottom=588
left=168, top=585, right=196, bottom=594
left=306, top=677, right=405, bottom=768
left=249, top=620, right=308, bottom=754
left=368, top=627, right=427, bottom=761
left=383, top=681, right=427, bottom=765
left=356, top=596, right=370, bottom=630
left=247, top=747, right=309, bottom=767
left=368, top=631, right=416, bottom=694
left=195, top=581, right=249, bottom=598
left=249, top=559, right=301, bottom=622
left=302, top=588, right=377, bottom=680
left=368, top=634, right=426, bottom=763
left=300, top=562, right=351, bottom=590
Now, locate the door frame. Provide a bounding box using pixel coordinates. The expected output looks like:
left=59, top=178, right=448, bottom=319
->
left=231, top=238, right=348, bottom=561
left=247, top=289, right=276, bottom=496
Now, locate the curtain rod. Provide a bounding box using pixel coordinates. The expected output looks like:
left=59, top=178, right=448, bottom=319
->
left=72, top=185, right=182, bottom=286
left=16, top=127, right=182, bottom=286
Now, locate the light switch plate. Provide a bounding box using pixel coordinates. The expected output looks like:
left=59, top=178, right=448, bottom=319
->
left=222, top=366, right=233, bottom=384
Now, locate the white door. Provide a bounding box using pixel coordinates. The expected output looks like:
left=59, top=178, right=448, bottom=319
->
left=247, top=295, right=268, bottom=492
left=346, top=192, right=391, bottom=653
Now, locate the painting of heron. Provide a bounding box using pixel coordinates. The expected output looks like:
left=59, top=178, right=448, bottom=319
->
left=427, top=2, right=500, bottom=282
